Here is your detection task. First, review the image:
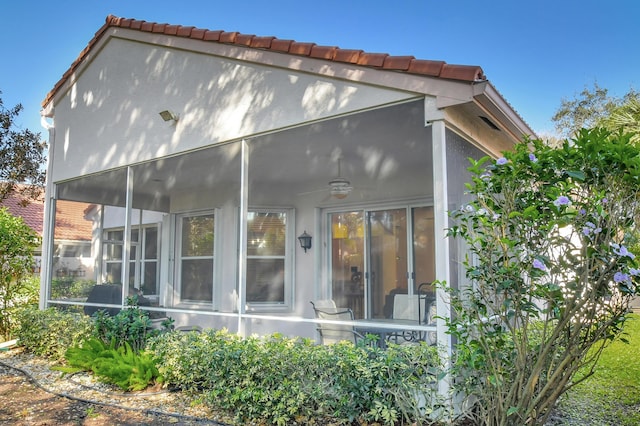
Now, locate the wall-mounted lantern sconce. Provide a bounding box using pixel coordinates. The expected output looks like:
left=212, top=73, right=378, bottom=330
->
left=298, top=230, right=312, bottom=253
left=159, top=110, right=179, bottom=123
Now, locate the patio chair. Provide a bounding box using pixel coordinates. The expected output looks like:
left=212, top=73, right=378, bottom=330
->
left=392, top=291, right=437, bottom=344
left=392, top=294, right=421, bottom=321
left=310, top=300, right=364, bottom=345
left=418, top=282, right=438, bottom=345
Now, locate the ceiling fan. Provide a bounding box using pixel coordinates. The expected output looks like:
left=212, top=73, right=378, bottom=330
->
left=297, top=158, right=353, bottom=200
left=327, top=159, right=353, bottom=199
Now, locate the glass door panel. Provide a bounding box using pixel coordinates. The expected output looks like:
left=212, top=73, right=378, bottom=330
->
left=329, top=212, right=365, bottom=318
left=411, top=206, right=436, bottom=293
left=367, top=209, right=407, bottom=319
left=329, top=207, right=434, bottom=321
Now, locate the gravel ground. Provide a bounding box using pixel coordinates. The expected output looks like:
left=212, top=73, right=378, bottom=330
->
left=0, top=347, right=230, bottom=425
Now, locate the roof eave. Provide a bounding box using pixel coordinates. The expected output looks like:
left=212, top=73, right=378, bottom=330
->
left=473, top=82, right=537, bottom=142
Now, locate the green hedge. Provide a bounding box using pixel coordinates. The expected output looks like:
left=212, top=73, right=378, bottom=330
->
left=14, top=307, right=444, bottom=425
left=149, top=329, right=443, bottom=425
left=14, top=306, right=93, bottom=362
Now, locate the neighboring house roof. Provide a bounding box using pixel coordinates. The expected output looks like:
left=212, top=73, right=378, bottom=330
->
left=1, top=192, right=44, bottom=235
left=1, top=191, right=92, bottom=241
left=42, top=15, right=487, bottom=109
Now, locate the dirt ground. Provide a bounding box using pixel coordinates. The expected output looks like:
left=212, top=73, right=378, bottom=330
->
left=0, top=364, right=218, bottom=425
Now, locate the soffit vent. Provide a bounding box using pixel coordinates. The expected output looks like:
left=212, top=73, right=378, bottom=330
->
left=479, top=116, right=500, bottom=131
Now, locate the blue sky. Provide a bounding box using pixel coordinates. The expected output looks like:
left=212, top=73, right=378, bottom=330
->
left=1, top=0, right=638, bottom=139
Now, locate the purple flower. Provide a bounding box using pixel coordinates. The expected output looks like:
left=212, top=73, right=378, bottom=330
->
left=579, top=208, right=586, bottom=215
left=529, top=153, right=538, bottom=163
left=613, top=244, right=636, bottom=260
left=583, top=222, right=602, bottom=237
left=553, top=196, right=571, bottom=207
left=496, top=157, right=508, bottom=165
left=614, top=271, right=630, bottom=283
left=532, top=259, right=546, bottom=271
left=602, top=198, right=608, bottom=204
left=630, top=268, right=640, bottom=276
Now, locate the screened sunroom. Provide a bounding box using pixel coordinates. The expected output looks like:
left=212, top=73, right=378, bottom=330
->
left=39, top=17, right=533, bottom=371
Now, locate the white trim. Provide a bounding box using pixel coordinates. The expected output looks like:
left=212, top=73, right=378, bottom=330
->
left=237, top=139, right=249, bottom=335
left=121, top=167, right=134, bottom=306
left=173, top=210, right=217, bottom=307
left=431, top=119, right=452, bottom=398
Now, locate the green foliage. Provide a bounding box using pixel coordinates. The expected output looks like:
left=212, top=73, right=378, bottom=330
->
left=91, top=297, right=170, bottom=353
left=148, top=329, right=442, bottom=425
left=446, top=128, right=640, bottom=425
left=0, top=208, right=40, bottom=340
left=50, top=278, right=95, bottom=299
left=14, top=306, right=93, bottom=361
left=57, top=337, right=162, bottom=391
left=0, top=275, right=39, bottom=342
left=0, top=91, right=46, bottom=202
left=553, top=314, right=640, bottom=425
left=552, top=83, right=640, bottom=142
left=603, top=95, right=640, bottom=144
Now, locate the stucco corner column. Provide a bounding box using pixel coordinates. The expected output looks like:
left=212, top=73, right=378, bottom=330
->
left=427, top=110, right=453, bottom=401
left=38, top=109, right=55, bottom=310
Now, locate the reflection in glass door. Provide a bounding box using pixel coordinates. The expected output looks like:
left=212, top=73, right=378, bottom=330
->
left=330, top=212, right=365, bottom=318
left=367, top=209, right=407, bottom=319
left=329, top=206, right=435, bottom=320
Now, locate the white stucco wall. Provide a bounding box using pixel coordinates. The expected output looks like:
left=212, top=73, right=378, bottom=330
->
left=50, top=36, right=415, bottom=182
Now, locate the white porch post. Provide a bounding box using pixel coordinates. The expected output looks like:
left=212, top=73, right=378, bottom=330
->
left=39, top=114, right=56, bottom=310
left=430, top=117, right=453, bottom=400
left=40, top=195, right=56, bottom=309
left=121, top=166, right=134, bottom=306
left=237, top=139, right=249, bottom=336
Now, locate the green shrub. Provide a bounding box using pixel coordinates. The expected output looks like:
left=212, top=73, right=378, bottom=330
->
left=0, top=207, right=40, bottom=341
left=0, top=275, right=39, bottom=342
left=148, top=329, right=442, bottom=425
left=92, top=297, right=172, bottom=353
left=14, top=306, right=93, bottom=361
left=50, top=278, right=95, bottom=299
left=56, top=337, right=163, bottom=391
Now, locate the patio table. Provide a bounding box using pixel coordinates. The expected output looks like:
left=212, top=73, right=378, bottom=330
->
left=355, top=319, right=428, bottom=348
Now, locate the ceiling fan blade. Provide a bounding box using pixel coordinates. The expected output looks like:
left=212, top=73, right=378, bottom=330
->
left=296, top=187, right=328, bottom=196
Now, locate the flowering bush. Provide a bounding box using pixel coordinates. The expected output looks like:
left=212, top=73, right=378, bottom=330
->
left=446, top=128, right=640, bottom=426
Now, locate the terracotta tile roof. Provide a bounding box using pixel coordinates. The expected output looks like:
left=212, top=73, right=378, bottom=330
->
left=42, top=15, right=486, bottom=108
left=53, top=200, right=93, bottom=241
left=1, top=193, right=44, bottom=235
left=1, top=190, right=92, bottom=241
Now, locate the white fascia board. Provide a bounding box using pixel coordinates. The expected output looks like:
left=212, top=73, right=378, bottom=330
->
left=473, top=82, right=537, bottom=141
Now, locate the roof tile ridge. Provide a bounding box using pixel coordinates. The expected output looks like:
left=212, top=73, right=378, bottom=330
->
left=104, top=15, right=486, bottom=82
left=42, top=15, right=487, bottom=108
left=440, top=64, right=485, bottom=81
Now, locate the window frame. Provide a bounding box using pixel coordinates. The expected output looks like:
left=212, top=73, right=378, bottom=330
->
left=245, top=208, right=294, bottom=312
left=101, top=224, right=160, bottom=296
left=174, top=210, right=217, bottom=307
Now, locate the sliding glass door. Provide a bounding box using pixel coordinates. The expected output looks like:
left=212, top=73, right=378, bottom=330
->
left=329, top=206, right=435, bottom=319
